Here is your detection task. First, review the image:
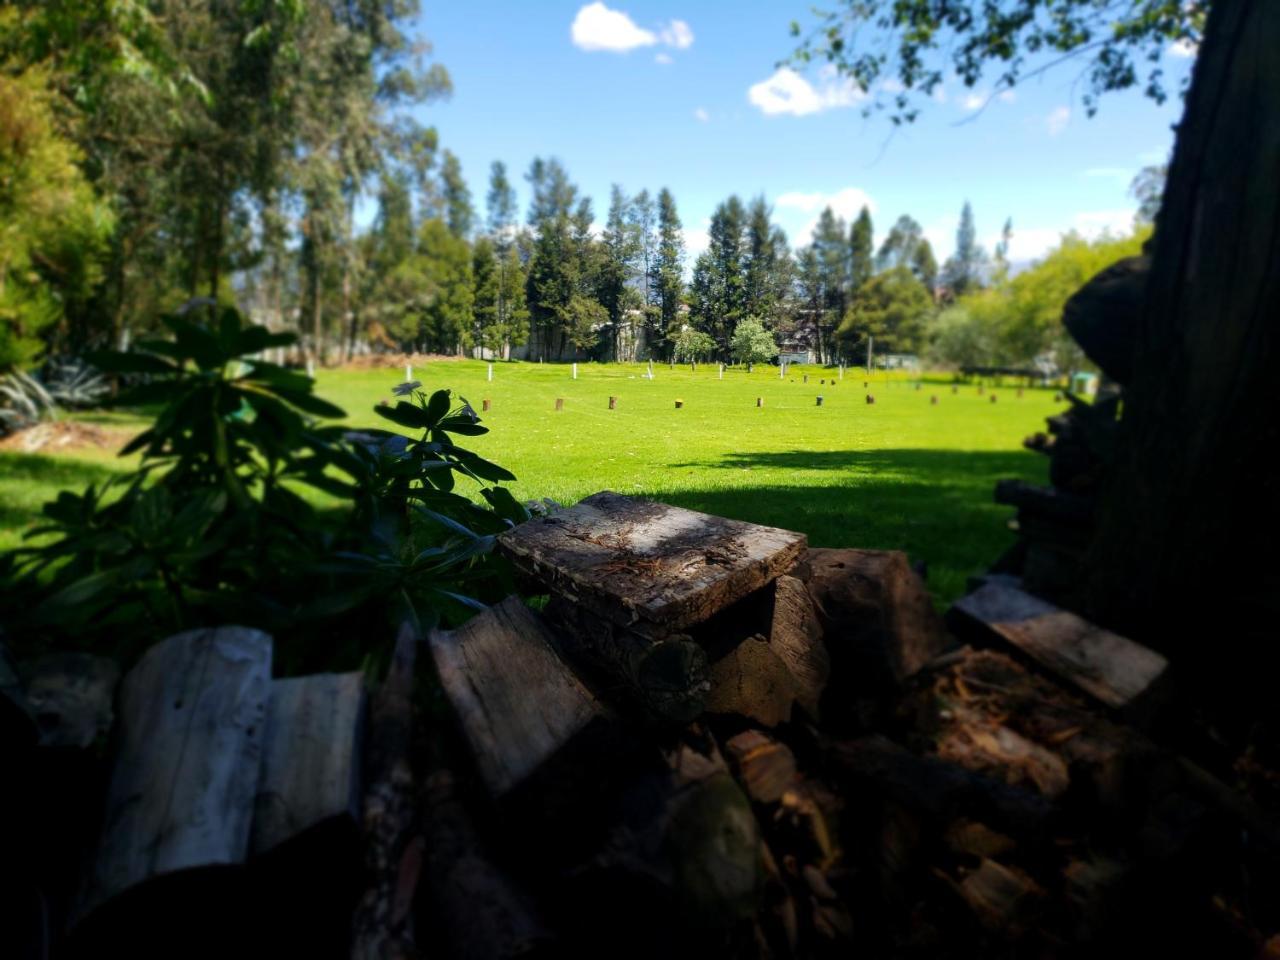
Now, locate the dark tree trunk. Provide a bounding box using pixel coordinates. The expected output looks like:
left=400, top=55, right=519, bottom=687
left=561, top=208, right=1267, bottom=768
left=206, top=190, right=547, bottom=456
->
left=1084, top=0, right=1280, bottom=706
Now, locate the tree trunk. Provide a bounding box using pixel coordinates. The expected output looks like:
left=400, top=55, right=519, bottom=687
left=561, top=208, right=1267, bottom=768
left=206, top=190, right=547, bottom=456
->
left=1084, top=0, right=1280, bottom=706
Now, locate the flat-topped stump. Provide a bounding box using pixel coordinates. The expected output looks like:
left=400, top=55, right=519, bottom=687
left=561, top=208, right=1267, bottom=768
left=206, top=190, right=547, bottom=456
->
left=497, top=490, right=808, bottom=634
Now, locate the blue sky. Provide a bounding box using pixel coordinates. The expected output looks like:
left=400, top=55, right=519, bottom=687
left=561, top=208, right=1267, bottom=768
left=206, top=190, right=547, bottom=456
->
left=408, top=1, right=1193, bottom=264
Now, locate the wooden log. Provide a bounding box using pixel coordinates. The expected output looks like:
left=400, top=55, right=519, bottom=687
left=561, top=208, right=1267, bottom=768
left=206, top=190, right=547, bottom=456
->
left=756, top=396, right=763, bottom=407
left=78, top=626, right=272, bottom=922
left=554, top=397, right=563, bottom=410
left=950, top=858, right=1043, bottom=935
left=705, top=634, right=795, bottom=727
left=608, top=395, right=617, bottom=409
left=866, top=393, right=875, bottom=404
left=497, top=490, right=807, bottom=633
left=767, top=574, right=830, bottom=720
left=20, top=654, right=120, bottom=750
left=827, top=735, right=1054, bottom=836
left=1062, top=254, right=1148, bottom=386
left=724, top=729, right=798, bottom=805
left=674, top=399, right=683, bottom=408
left=482, top=398, right=490, bottom=411
left=420, top=769, right=555, bottom=959
left=428, top=596, right=605, bottom=795
left=250, top=671, right=365, bottom=856
left=804, top=548, right=950, bottom=702
left=948, top=582, right=1169, bottom=714
left=351, top=623, right=421, bottom=960
left=543, top=595, right=708, bottom=723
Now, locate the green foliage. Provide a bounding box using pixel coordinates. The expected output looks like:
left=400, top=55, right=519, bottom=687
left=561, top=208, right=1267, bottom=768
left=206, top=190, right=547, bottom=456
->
left=671, top=327, right=717, bottom=363
left=1130, top=164, right=1168, bottom=227
left=651, top=188, right=685, bottom=357
left=930, top=227, right=1151, bottom=370
left=942, top=201, right=989, bottom=298
left=789, top=0, right=1206, bottom=123
left=0, top=305, right=523, bottom=667
left=839, top=266, right=933, bottom=355
left=730, top=317, right=779, bottom=366
left=0, top=69, right=113, bottom=369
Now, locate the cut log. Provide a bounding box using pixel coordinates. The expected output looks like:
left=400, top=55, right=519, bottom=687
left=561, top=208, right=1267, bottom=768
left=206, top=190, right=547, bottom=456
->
left=767, top=574, right=830, bottom=720
left=352, top=622, right=421, bottom=960
left=827, top=735, right=1054, bottom=837
left=951, top=858, right=1044, bottom=935
left=420, top=769, right=555, bottom=960
left=77, top=626, right=272, bottom=922
left=19, top=653, right=119, bottom=750
left=724, top=729, right=799, bottom=806
left=544, top=595, right=708, bottom=723
left=497, top=490, right=807, bottom=632
left=705, top=634, right=795, bottom=728
left=1062, top=254, right=1148, bottom=386
left=251, top=671, right=365, bottom=856
left=804, top=548, right=951, bottom=700
left=949, top=582, right=1169, bottom=714
left=428, top=596, right=605, bottom=795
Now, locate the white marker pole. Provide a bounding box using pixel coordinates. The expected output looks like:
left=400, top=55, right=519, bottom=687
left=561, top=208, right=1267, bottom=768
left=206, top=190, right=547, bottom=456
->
left=487, top=363, right=493, bottom=382
left=719, top=363, right=724, bottom=380
left=572, top=362, right=578, bottom=380
left=405, top=364, right=412, bottom=382
left=306, top=359, right=315, bottom=379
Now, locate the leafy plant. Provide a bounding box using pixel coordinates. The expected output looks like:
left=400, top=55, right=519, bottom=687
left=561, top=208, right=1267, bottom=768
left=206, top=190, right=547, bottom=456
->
left=0, top=302, right=524, bottom=669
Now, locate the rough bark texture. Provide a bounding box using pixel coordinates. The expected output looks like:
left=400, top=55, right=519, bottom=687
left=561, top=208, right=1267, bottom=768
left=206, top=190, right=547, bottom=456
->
left=1084, top=0, right=1280, bottom=703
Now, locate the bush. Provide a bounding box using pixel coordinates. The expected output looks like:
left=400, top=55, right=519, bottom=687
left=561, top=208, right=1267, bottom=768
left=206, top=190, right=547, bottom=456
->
left=0, top=303, right=524, bottom=671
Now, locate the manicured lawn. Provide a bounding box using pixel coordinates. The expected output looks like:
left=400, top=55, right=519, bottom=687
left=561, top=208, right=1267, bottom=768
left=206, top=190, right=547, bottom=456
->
left=0, top=360, right=1054, bottom=604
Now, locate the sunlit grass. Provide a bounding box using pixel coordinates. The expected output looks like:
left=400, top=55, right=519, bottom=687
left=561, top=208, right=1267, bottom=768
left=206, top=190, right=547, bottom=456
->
left=2, top=360, right=1054, bottom=602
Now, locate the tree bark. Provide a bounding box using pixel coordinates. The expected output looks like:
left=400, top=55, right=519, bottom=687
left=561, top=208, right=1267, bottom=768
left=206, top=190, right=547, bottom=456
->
left=1083, top=0, right=1280, bottom=705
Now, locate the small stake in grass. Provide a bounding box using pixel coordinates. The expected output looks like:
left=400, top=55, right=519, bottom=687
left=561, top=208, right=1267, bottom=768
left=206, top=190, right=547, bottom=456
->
left=863, top=381, right=868, bottom=389
left=816, top=396, right=824, bottom=407
left=756, top=397, right=763, bottom=408
left=306, top=359, right=315, bottom=378
left=990, top=394, right=998, bottom=403
left=487, top=363, right=493, bottom=382
left=930, top=395, right=938, bottom=406
left=803, top=374, right=808, bottom=384
left=866, top=393, right=875, bottom=404
left=719, top=364, right=723, bottom=380
left=608, top=396, right=617, bottom=410
left=674, top=399, right=684, bottom=409
left=482, top=399, right=491, bottom=412
left=555, top=398, right=564, bottom=411
left=1054, top=392, right=1063, bottom=402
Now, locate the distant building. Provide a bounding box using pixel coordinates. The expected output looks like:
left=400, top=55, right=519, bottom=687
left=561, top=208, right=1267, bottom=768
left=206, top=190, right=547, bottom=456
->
left=777, top=339, right=816, bottom=365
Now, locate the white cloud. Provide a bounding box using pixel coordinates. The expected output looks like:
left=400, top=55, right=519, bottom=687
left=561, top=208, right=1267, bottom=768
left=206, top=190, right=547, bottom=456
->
left=683, top=221, right=710, bottom=261
left=1046, top=105, right=1071, bottom=136
left=571, top=3, right=655, bottom=51
left=747, top=66, right=864, bottom=117
left=693, top=106, right=709, bottom=122
left=655, top=52, right=673, bottom=65
left=997, top=89, right=1016, bottom=104
left=776, top=187, right=877, bottom=243
left=660, top=19, right=694, bottom=49
left=1170, top=38, right=1198, bottom=58
left=962, top=91, right=987, bottom=111
left=570, top=4, right=695, bottom=55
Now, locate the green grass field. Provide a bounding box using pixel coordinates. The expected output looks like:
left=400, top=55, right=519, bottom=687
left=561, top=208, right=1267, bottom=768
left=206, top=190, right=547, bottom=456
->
left=0, top=360, right=1054, bottom=603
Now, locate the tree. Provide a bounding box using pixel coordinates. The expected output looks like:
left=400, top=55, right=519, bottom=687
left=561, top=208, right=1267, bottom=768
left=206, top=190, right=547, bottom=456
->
left=850, top=207, right=874, bottom=290
left=789, top=0, right=1207, bottom=123
left=912, top=239, right=939, bottom=294
left=471, top=235, right=500, bottom=354
left=439, top=149, right=473, bottom=239
left=941, top=201, right=988, bottom=297
left=688, top=196, right=747, bottom=352
left=524, top=157, right=580, bottom=358
left=599, top=184, right=642, bottom=360
left=876, top=215, right=923, bottom=273
left=730, top=317, right=779, bottom=366
left=495, top=245, right=530, bottom=357
left=0, top=68, right=113, bottom=368
left=743, top=196, right=790, bottom=326
left=670, top=327, right=717, bottom=363
left=992, top=217, right=1014, bottom=282
left=486, top=160, right=517, bottom=242
left=650, top=188, right=685, bottom=358
left=838, top=265, right=932, bottom=356
left=927, top=303, right=999, bottom=369
left=811, top=206, right=850, bottom=362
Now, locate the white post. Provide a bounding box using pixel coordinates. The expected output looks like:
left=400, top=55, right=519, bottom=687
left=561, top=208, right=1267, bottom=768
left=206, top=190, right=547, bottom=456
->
left=306, top=359, right=315, bottom=379
left=719, top=363, right=724, bottom=380
left=572, top=362, right=578, bottom=380
left=839, top=363, right=844, bottom=380
left=487, top=363, right=493, bottom=382
left=405, top=364, right=412, bottom=382
left=866, top=336, right=874, bottom=377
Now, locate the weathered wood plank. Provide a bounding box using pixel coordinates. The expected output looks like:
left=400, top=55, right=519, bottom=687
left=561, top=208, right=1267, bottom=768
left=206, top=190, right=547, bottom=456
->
left=705, top=634, right=795, bottom=727
left=950, top=582, right=1168, bottom=711
left=768, top=574, right=830, bottom=720
left=79, top=626, right=271, bottom=920
left=429, top=596, right=605, bottom=796
left=497, top=490, right=807, bottom=631
left=251, top=671, right=366, bottom=856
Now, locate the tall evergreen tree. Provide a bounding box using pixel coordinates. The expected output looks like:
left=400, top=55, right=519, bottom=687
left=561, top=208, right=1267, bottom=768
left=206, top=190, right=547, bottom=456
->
left=688, top=195, right=747, bottom=352
left=912, top=238, right=939, bottom=296
left=439, top=149, right=473, bottom=239
left=651, top=187, right=685, bottom=359
left=524, top=157, right=579, bottom=358
left=811, top=206, right=849, bottom=362
left=941, top=201, right=988, bottom=297
left=743, top=196, right=790, bottom=326
left=876, top=215, right=924, bottom=272
left=850, top=206, right=875, bottom=290
left=485, top=160, right=516, bottom=244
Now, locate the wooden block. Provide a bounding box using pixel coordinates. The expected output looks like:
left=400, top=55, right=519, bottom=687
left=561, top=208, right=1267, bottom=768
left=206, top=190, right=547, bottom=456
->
left=804, top=547, right=950, bottom=695
left=674, top=399, right=683, bottom=408
left=20, top=653, right=119, bottom=749
left=950, top=582, right=1169, bottom=711
left=497, top=490, right=807, bottom=633
left=815, top=396, right=824, bottom=406
left=954, top=858, right=1043, bottom=934
left=768, top=574, right=829, bottom=720
left=429, top=596, right=605, bottom=795
left=866, top=393, right=875, bottom=404
left=250, top=671, right=365, bottom=856
left=608, top=395, right=617, bottom=409
left=705, top=635, right=795, bottom=727
left=554, top=397, right=563, bottom=410
left=79, top=626, right=272, bottom=920
left=724, top=729, right=798, bottom=805
left=482, top=398, right=490, bottom=411
left=756, top=397, right=763, bottom=407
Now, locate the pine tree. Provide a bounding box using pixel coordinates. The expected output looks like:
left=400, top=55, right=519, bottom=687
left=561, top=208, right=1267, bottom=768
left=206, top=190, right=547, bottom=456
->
left=689, top=195, right=747, bottom=353
left=912, top=239, right=939, bottom=296
left=744, top=196, right=790, bottom=326
left=876, top=215, right=924, bottom=272
left=485, top=161, right=516, bottom=245
left=941, top=201, right=988, bottom=297
left=811, top=206, right=849, bottom=362
left=439, top=149, right=473, bottom=239
left=651, top=187, right=684, bottom=359
left=850, top=206, right=875, bottom=292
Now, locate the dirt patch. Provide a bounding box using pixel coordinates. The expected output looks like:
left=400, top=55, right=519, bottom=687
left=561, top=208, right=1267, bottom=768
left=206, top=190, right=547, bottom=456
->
left=0, top=421, right=136, bottom=454
left=340, top=352, right=467, bottom=370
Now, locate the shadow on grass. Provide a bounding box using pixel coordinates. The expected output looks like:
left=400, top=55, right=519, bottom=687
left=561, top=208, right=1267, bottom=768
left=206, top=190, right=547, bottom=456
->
left=657, top=448, right=1046, bottom=604
left=0, top=453, right=124, bottom=535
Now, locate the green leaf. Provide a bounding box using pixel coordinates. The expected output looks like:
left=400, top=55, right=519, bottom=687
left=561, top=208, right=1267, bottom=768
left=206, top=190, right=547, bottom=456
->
left=425, top=389, right=451, bottom=426
left=87, top=351, right=178, bottom=375
left=375, top=401, right=433, bottom=430
left=272, top=387, right=346, bottom=419
left=413, top=504, right=479, bottom=540
left=162, top=315, right=226, bottom=370
left=453, top=452, right=516, bottom=483
left=438, top=417, right=488, bottom=436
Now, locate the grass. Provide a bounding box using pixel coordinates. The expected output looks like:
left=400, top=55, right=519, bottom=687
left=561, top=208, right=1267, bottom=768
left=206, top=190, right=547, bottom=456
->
left=0, top=360, right=1054, bottom=603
